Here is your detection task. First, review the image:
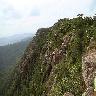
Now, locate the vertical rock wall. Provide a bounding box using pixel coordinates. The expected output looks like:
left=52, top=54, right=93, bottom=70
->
left=82, top=48, right=96, bottom=96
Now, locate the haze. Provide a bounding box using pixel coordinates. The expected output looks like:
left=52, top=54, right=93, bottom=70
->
left=0, top=0, right=95, bottom=38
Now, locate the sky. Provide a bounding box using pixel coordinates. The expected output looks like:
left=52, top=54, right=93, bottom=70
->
left=0, top=0, right=96, bottom=37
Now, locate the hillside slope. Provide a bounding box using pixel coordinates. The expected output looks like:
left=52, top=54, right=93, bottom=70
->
left=4, top=15, right=96, bottom=96
left=0, top=38, right=31, bottom=71
left=0, top=38, right=31, bottom=95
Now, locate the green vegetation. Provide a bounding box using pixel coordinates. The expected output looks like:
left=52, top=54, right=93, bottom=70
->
left=3, top=15, right=96, bottom=96
left=0, top=38, right=31, bottom=95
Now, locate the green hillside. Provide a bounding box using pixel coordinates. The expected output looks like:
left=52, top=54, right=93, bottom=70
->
left=0, top=38, right=31, bottom=95
left=3, top=15, right=96, bottom=96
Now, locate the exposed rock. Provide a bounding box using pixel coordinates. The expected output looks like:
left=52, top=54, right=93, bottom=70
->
left=63, top=92, right=74, bottom=96
left=84, top=87, right=94, bottom=96
left=82, top=44, right=96, bottom=96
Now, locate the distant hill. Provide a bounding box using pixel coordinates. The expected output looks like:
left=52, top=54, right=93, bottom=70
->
left=0, top=37, right=32, bottom=71
left=0, top=37, right=32, bottom=94
left=0, top=33, right=34, bottom=46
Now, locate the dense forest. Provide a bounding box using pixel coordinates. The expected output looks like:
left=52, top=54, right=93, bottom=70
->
left=0, top=38, right=31, bottom=95
left=2, top=15, right=96, bottom=96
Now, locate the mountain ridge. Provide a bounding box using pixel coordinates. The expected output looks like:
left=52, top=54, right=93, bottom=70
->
left=3, top=15, right=96, bottom=96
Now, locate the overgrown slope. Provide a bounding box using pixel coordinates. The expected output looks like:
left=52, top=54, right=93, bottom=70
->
left=0, top=38, right=31, bottom=95
left=4, top=15, right=96, bottom=96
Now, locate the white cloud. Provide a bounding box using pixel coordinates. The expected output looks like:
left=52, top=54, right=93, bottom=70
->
left=0, top=0, right=95, bottom=37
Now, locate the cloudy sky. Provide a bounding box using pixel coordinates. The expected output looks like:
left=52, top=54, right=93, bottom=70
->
left=0, top=0, right=95, bottom=37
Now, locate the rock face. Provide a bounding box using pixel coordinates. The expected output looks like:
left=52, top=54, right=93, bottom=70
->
left=63, top=92, right=74, bottom=96
left=82, top=44, right=96, bottom=96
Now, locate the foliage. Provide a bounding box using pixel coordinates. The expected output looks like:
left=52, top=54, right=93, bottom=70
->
left=0, top=38, right=31, bottom=95
left=3, top=15, right=96, bottom=96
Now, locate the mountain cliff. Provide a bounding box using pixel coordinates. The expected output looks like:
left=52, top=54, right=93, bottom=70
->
left=4, top=15, right=96, bottom=96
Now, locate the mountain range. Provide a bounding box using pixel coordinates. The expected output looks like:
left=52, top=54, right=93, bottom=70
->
left=0, top=33, right=34, bottom=46
left=0, top=36, right=32, bottom=95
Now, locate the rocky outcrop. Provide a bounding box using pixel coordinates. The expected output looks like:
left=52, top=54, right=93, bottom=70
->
left=43, top=34, right=72, bottom=65
left=82, top=45, right=96, bottom=96
left=63, top=92, right=74, bottom=96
